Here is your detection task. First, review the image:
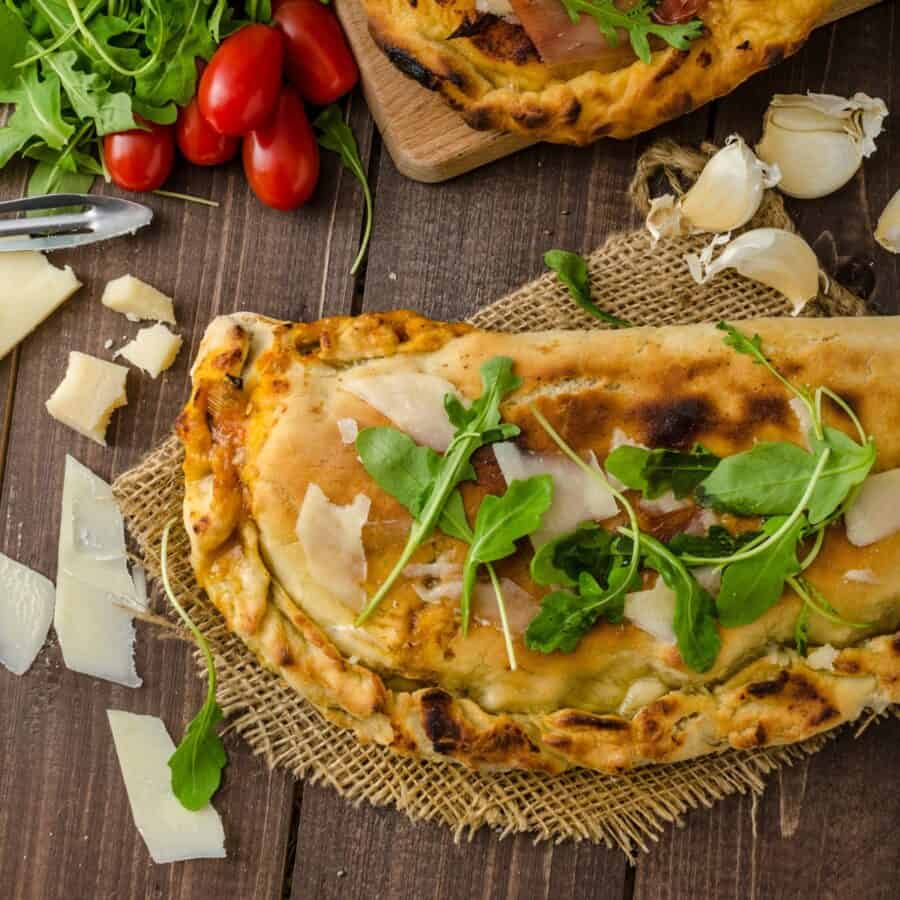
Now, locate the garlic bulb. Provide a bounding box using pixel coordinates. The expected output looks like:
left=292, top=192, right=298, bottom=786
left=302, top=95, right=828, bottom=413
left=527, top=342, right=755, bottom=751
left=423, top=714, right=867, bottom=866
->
left=756, top=93, right=888, bottom=200
left=680, top=137, right=781, bottom=233
left=875, top=189, right=900, bottom=254
left=686, top=228, right=820, bottom=315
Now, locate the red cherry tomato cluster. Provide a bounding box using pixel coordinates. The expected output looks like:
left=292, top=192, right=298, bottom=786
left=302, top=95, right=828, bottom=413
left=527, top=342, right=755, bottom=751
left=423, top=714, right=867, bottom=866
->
left=104, top=5, right=358, bottom=210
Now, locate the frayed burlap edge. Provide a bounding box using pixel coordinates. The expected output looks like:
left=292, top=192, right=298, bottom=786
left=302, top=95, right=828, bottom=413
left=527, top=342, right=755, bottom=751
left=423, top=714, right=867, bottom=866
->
left=112, top=141, right=881, bottom=860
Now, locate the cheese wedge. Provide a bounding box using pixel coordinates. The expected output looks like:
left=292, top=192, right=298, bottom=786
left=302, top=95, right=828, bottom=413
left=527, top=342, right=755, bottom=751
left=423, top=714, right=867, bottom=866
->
left=116, top=323, right=182, bottom=378
left=102, top=274, right=175, bottom=324
left=0, top=251, right=81, bottom=359
left=45, top=352, right=128, bottom=445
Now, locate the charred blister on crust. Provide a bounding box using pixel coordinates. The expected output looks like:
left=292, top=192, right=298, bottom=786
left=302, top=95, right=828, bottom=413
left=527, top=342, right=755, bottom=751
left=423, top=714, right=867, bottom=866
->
left=384, top=44, right=443, bottom=90
left=555, top=711, right=630, bottom=731
left=420, top=688, right=461, bottom=752
left=697, top=50, right=713, bottom=68
left=653, top=51, right=688, bottom=82
left=641, top=396, right=714, bottom=448
left=745, top=670, right=789, bottom=697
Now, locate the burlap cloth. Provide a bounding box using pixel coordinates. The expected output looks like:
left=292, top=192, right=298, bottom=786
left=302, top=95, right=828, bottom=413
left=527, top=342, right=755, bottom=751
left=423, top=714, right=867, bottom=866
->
left=112, top=142, right=875, bottom=859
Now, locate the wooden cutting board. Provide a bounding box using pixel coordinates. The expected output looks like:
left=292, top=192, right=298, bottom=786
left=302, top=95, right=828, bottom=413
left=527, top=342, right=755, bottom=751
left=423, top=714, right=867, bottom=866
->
left=334, top=0, right=885, bottom=183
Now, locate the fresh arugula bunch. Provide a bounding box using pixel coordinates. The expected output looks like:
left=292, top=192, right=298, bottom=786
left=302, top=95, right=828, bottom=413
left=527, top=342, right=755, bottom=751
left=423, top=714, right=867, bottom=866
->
left=355, top=356, right=546, bottom=669
left=0, top=1, right=267, bottom=195
left=558, top=0, right=705, bottom=64
left=161, top=522, right=227, bottom=811
left=544, top=250, right=632, bottom=329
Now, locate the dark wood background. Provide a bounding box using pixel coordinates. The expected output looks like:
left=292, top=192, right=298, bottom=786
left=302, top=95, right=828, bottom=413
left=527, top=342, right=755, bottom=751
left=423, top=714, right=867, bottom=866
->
left=1, top=6, right=898, bottom=898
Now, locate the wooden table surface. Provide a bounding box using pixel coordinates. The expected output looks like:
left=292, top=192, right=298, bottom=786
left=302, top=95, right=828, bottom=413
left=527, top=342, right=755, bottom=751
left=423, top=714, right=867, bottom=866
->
left=2, top=7, right=898, bottom=899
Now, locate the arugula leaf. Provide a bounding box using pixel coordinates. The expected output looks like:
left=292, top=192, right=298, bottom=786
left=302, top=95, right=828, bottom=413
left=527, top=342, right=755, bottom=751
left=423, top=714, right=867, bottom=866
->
left=315, top=105, right=373, bottom=277
left=0, top=67, right=72, bottom=161
left=697, top=434, right=874, bottom=525
left=544, top=250, right=632, bottom=329
left=356, top=356, right=521, bottom=624
left=161, top=523, right=227, bottom=811
left=530, top=522, right=614, bottom=588
left=558, top=0, right=704, bottom=64
left=607, top=444, right=719, bottom=499
left=461, top=476, right=553, bottom=632
left=524, top=561, right=637, bottom=654
left=639, top=533, right=721, bottom=672
left=668, top=525, right=761, bottom=559
left=716, top=515, right=805, bottom=628
left=354, top=427, right=473, bottom=537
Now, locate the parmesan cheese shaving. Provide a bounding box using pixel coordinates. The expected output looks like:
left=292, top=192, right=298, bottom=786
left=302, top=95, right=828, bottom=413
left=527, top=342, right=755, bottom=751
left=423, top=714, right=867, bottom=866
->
left=0, top=552, right=55, bottom=675
left=116, top=323, right=182, bottom=378
left=806, top=644, right=839, bottom=672
left=843, top=568, right=880, bottom=585
left=102, top=274, right=175, bottom=324
left=789, top=396, right=814, bottom=449
left=493, top=442, right=617, bottom=546
left=337, top=417, right=358, bottom=444
left=618, top=676, right=668, bottom=717
left=0, top=251, right=82, bottom=360
left=340, top=372, right=461, bottom=451
left=54, top=456, right=142, bottom=687
left=296, top=484, right=371, bottom=611
left=45, top=352, right=128, bottom=445
left=624, top=577, right=677, bottom=644
left=471, top=579, right=538, bottom=634
left=107, top=710, right=226, bottom=864
left=844, top=468, right=900, bottom=547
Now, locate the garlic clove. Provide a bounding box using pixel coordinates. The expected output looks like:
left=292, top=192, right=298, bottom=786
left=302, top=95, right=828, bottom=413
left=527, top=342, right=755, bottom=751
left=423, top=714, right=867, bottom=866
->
left=645, top=194, right=686, bottom=247
left=679, top=136, right=780, bottom=234
left=756, top=92, right=888, bottom=200
left=686, top=228, right=820, bottom=315
left=875, top=189, right=900, bottom=254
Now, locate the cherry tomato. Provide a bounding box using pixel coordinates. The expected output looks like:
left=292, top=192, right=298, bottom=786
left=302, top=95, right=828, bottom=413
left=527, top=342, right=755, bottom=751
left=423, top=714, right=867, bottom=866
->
left=103, top=117, right=175, bottom=193
left=198, top=25, right=284, bottom=136
left=176, top=97, right=240, bottom=165
left=273, top=0, right=358, bottom=106
left=653, top=0, right=706, bottom=24
left=242, top=86, right=320, bottom=211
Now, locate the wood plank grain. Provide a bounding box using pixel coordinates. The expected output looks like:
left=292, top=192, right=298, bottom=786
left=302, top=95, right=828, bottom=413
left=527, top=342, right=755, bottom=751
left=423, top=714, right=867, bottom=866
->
left=633, top=718, right=900, bottom=900
left=291, top=782, right=629, bottom=900
left=712, top=3, right=898, bottom=315
left=0, top=96, right=374, bottom=899
left=633, top=12, right=900, bottom=899
left=337, top=0, right=885, bottom=183
left=287, top=108, right=712, bottom=900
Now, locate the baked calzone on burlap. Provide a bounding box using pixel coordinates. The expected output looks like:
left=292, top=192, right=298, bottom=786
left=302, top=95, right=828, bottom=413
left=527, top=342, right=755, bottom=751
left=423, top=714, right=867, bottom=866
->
left=362, top=0, right=832, bottom=144
left=177, top=312, right=900, bottom=774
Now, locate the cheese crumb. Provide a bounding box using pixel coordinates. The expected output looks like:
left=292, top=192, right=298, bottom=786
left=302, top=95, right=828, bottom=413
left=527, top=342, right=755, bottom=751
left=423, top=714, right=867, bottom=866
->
left=845, top=468, right=900, bottom=547
left=116, top=323, right=182, bottom=378
left=0, top=251, right=81, bottom=360
left=45, top=352, right=128, bottom=445
left=104, top=338, right=114, bottom=350
left=806, top=644, right=839, bottom=671
left=102, top=274, right=175, bottom=324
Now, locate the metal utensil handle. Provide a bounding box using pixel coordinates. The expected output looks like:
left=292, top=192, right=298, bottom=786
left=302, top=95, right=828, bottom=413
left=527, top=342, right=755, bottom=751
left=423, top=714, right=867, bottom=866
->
left=0, top=195, right=95, bottom=238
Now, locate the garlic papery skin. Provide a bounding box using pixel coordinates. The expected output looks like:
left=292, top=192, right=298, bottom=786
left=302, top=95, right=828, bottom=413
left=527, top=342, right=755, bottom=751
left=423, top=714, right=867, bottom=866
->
left=875, top=189, right=900, bottom=254
left=645, top=194, right=686, bottom=247
left=686, top=228, right=820, bottom=315
left=756, top=92, right=888, bottom=200
left=679, top=137, right=781, bottom=233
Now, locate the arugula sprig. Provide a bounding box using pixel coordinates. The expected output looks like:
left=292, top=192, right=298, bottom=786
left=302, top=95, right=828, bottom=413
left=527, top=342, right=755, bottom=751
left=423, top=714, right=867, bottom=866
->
left=558, top=0, right=705, bottom=64
left=607, top=443, right=719, bottom=499
left=544, top=250, right=632, bottom=329
left=160, top=522, right=227, bottom=811
left=355, top=357, right=521, bottom=626
left=314, top=105, right=374, bottom=276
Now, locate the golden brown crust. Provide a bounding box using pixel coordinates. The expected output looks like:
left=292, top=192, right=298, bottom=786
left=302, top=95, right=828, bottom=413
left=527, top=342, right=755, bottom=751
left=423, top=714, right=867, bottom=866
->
left=178, top=311, right=900, bottom=773
left=362, top=0, right=832, bottom=143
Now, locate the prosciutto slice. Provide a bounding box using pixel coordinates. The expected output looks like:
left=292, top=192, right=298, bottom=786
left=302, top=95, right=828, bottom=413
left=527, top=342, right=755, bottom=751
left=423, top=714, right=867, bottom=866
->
left=508, top=0, right=705, bottom=68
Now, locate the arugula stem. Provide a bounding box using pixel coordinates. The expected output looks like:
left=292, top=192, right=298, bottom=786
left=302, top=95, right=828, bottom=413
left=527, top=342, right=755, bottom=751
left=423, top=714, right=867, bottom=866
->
left=16, top=0, right=106, bottom=69
left=161, top=522, right=217, bottom=704
left=787, top=576, right=871, bottom=630
left=153, top=189, right=220, bottom=207
left=529, top=404, right=642, bottom=608
left=350, top=172, right=373, bottom=276
left=62, top=0, right=162, bottom=78
left=487, top=564, right=517, bottom=671
left=799, top=527, right=826, bottom=571
left=681, top=448, right=831, bottom=567
left=815, top=386, right=869, bottom=445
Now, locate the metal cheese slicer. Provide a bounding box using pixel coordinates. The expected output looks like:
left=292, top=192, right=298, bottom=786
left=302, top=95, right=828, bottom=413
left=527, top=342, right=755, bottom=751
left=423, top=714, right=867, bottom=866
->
left=0, top=194, right=153, bottom=252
